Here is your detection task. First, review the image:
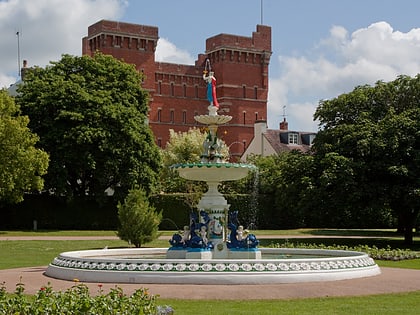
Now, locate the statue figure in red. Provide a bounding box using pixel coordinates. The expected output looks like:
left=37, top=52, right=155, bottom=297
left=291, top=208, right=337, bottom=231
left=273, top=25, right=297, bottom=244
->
left=203, top=59, right=219, bottom=108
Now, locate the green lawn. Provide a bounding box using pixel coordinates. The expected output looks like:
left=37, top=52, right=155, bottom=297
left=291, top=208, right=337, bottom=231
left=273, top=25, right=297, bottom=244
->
left=159, top=291, right=420, bottom=315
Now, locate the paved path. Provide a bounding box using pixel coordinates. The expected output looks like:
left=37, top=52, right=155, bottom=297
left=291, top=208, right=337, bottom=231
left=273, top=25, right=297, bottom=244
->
left=1, top=266, right=420, bottom=299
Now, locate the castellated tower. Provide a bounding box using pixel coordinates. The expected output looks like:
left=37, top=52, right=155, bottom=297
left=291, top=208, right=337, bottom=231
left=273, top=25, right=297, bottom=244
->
left=82, top=20, right=271, bottom=159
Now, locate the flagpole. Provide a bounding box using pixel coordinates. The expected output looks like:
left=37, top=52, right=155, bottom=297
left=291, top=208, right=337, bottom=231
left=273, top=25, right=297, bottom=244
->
left=16, top=31, right=21, bottom=78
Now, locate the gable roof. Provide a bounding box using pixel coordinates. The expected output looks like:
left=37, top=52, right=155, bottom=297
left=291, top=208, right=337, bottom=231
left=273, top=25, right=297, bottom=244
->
left=263, top=129, right=314, bottom=154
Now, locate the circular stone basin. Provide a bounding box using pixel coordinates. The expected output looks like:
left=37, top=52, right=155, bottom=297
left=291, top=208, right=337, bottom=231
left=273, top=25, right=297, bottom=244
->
left=172, top=163, right=256, bottom=182
left=45, top=248, right=381, bottom=284
left=194, top=114, right=232, bottom=125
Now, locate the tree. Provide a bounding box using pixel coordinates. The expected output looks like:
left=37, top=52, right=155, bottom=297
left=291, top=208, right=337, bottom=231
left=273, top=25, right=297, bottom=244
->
left=160, top=128, right=229, bottom=193
left=0, top=89, right=49, bottom=204
left=314, top=75, right=420, bottom=244
left=254, top=151, right=315, bottom=228
left=16, top=53, right=161, bottom=202
left=117, top=188, right=162, bottom=247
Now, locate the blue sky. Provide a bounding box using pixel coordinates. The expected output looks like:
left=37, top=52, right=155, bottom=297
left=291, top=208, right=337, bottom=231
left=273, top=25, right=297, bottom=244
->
left=2, top=0, right=420, bottom=131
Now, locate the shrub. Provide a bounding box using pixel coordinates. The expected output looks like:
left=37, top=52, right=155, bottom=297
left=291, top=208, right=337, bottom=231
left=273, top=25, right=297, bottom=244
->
left=117, top=188, right=162, bottom=247
left=0, top=280, right=174, bottom=314
left=270, top=242, right=420, bottom=261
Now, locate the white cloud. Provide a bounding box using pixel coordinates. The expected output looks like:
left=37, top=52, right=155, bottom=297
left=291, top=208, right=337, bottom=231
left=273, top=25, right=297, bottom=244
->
left=268, top=21, right=420, bottom=132
left=155, top=38, right=195, bottom=65
left=0, top=0, right=127, bottom=88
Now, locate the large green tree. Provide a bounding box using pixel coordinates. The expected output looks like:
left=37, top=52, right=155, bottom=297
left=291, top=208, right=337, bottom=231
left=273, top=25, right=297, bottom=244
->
left=253, top=151, right=315, bottom=228
left=0, top=89, right=49, bottom=204
left=16, top=53, right=161, bottom=202
left=314, top=75, right=420, bottom=244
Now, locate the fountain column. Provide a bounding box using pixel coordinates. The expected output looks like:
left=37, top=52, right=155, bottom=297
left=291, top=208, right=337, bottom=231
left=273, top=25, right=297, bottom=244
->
left=197, top=180, right=230, bottom=258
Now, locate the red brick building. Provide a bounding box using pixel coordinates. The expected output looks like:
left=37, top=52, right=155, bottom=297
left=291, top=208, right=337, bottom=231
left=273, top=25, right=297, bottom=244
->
left=82, top=20, right=271, bottom=159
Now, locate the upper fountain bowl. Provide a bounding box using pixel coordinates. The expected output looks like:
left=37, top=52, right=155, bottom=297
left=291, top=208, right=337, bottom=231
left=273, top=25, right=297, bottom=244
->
left=171, top=163, right=256, bottom=182
left=194, top=114, right=232, bottom=125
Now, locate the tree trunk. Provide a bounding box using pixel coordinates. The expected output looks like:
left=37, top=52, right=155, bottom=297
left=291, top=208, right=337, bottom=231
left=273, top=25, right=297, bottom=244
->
left=403, top=225, right=413, bottom=245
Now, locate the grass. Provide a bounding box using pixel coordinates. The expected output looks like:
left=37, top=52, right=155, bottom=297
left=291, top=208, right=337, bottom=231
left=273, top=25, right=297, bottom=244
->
left=158, top=291, right=420, bottom=315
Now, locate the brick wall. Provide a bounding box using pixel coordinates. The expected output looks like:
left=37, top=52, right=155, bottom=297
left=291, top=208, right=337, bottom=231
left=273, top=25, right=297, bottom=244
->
left=82, top=20, right=272, bottom=155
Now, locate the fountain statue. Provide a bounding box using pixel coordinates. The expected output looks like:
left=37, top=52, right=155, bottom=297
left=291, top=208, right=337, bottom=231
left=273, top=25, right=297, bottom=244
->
left=45, top=61, right=381, bottom=285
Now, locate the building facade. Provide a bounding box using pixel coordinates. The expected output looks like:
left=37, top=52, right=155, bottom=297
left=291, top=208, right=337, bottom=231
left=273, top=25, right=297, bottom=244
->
left=82, top=20, right=271, bottom=159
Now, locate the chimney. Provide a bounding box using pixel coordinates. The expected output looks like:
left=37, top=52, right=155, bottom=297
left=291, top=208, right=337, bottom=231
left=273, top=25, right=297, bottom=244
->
left=254, top=119, right=267, bottom=137
left=279, top=117, right=288, bottom=130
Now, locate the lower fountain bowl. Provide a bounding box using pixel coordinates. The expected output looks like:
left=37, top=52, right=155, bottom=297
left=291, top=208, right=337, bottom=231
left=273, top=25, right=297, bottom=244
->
left=45, top=247, right=381, bottom=284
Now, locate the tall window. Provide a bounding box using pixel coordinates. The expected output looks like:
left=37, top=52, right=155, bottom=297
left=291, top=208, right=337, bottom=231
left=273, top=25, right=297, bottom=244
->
left=254, top=86, right=258, bottom=99
left=157, top=108, right=162, bottom=122
left=182, top=111, right=187, bottom=124
left=243, top=111, right=246, bottom=124
left=242, top=85, right=246, bottom=98
left=170, top=83, right=174, bottom=96
left=157, top=81, right=162, bottom=94
left=183, top=84, right=187, bottom=97
left=288, top=133, right=299, bottom=145
left=170, top=110, right=174, bottom=123
left=194, top=85, right=199, bottom=98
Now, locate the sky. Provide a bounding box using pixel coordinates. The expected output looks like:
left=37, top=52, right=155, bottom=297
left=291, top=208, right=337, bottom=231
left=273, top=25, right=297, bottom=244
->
left=2, top=0, right=420, bottom=132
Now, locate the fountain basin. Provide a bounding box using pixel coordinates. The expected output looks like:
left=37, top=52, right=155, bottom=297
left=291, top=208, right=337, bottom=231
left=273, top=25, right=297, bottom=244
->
left=172, top=163, right=256, bottom=182
left=45, top=247, right=381, bottom=284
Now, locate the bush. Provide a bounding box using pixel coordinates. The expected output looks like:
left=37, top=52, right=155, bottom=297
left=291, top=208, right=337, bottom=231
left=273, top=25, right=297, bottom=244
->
left=270, top=242, right=420, bottom=261
left=117, top=189, right=162, bottom=247
left=0, top=280, right=174, bottom=314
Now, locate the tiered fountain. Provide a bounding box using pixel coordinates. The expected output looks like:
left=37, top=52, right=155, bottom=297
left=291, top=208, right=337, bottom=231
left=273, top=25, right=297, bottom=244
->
left=45, top=64, right=380, bottom=284
left=167, top=104, right=259, bottom=261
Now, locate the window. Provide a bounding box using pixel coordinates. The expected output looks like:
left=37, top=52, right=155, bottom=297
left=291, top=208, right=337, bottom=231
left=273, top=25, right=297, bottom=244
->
left=183, top=84, right=187, bottom=97
left=170, top=83, right=174, bottom=96
left=194, top=111, right=198, bottom=124
left=157, top=81, right=162, bottom=94
left=157, top=138, right=162, bottom=147
left=242, top=85, right=246, bottom=98
left=288, top=133, right=299, bottom=145
left=182, top=111, right=187, bottom=124
left=255, top=112, right=258, bottom=121
left=170, top=110, right=174, bottom=123
left=254, top=86, right=258, bottom=99
left=194, top=85, right=199, bottom=98
left=243, top=111, right=246, bottom=124
left=157, top=108, right=162, bottom=122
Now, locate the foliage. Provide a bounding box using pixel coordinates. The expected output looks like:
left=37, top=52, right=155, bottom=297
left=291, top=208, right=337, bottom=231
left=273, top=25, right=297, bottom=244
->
left=0, top=89, right=49, bottom=204
left=16, top=53, right=161, bottom=203
left=160, top=128, right=211, bottom=194
left=313, top=75, right=420, bottom=244
left=117, top=189, right=162, bottom=247
left=269, top=241, right=420, bottom=261
left=253, top=151, right=316, bottom=228
left=151, top=193, right=192, bottom=230
left=1, top=195, right=117, bottom=230
left=0, top=280, right=173, bottom=314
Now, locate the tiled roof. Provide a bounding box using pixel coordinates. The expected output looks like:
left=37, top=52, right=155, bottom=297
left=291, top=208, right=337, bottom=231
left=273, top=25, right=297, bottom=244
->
left=263, top=129, right=314, bottom=154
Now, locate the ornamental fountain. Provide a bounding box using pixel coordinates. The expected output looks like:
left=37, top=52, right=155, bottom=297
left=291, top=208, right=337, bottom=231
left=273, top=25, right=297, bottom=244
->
left=45, top=62, right=380, bottom=284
